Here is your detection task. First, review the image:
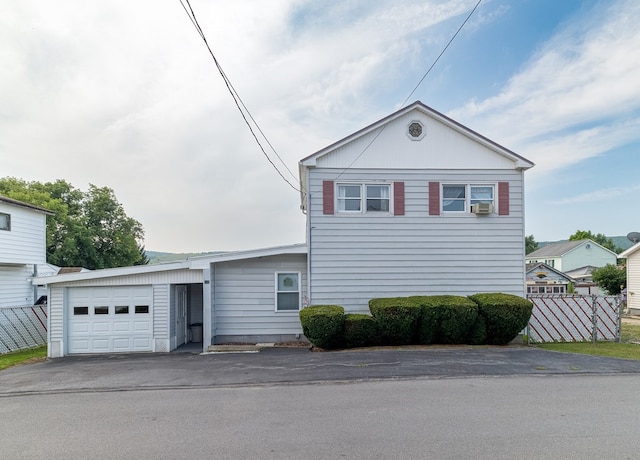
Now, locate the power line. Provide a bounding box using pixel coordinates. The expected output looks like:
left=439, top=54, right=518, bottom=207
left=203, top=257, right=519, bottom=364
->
left=178, top=0, right=300, bottom=192
left=334, top=0, right=482, bottom=180
left=402, top=0, right=482, bottom=106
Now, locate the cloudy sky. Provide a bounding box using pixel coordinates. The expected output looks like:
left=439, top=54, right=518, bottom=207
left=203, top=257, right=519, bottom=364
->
left=2, top=0, right=639, bottom=253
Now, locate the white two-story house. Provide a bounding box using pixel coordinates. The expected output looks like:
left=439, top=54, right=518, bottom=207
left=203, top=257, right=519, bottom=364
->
left=36, top=101, right=534, bottom=357
left=0, top=196, right=53, bottom=307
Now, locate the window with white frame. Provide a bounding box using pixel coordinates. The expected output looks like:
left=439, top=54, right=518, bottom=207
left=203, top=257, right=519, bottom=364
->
left=337, top=183, right=390, bottom=213
left=275, top=272, right=301, bottom=311
left=0, top=212, right=10, bottom=231
left=442, top=184, right=494, bottom=213
left=337, top=184, right=362, bottom=212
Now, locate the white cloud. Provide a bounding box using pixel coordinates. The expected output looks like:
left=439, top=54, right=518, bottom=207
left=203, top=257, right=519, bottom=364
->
left=450, top=0, right=640, bottom=174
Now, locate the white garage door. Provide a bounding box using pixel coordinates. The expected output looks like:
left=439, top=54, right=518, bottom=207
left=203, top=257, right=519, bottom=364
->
left=68, top=286, right=153, bottom=354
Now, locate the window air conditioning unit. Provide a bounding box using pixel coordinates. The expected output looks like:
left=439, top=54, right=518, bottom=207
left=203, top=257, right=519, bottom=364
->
left=471, top=203, right=493, bottom=215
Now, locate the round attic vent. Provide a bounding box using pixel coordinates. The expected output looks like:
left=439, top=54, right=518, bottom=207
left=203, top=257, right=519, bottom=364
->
left=407, top=121, right=425, bottom=140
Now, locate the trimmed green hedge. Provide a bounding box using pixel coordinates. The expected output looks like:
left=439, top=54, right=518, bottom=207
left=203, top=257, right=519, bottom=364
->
left=299, top=305, right=345, bottom=349
left=468, top=293, right=533, bottom=345
left=410, top=295, right=478, bottom=344
left=343, top=314, right=382, bottom=348
left=369, top=297, right=421, bottom=345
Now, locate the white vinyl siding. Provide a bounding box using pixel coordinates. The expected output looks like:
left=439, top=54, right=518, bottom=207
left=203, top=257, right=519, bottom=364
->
left=0, top=264, right=34, bottom=307
left=307, top=168, right=525, bottom=313
left=213, top=254, right=306, bottom=338
left=0, top=203, right=47, bottom=265
left=627, top=254, right=640, bottom=312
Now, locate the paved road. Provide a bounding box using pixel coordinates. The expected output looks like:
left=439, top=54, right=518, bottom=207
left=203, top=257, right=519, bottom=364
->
left=3, top=347, right=640, bottom=459
left=2, top=346, right=640, bottom=395
left=2, top=375, right=640, bottom=459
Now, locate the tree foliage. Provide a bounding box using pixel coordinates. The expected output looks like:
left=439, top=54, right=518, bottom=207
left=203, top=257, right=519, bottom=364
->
left=591, top=264, right=626, bottom=295
left=525, top=234, right=538, bottom=255
left=0, top=177, right=147, bottom=269
left=569, top=230, right=621, bottom=253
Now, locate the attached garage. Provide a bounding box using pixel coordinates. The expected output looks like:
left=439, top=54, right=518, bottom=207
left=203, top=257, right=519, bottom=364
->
left=67, top=286, right=153, bottom=354
left=36, top=244, right=308, bottom=358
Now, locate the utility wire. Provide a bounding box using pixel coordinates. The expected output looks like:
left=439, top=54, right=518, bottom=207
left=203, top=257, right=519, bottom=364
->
left=335, top=0, right=482, bottom=180
left=179, top=0, right=300, bottom=192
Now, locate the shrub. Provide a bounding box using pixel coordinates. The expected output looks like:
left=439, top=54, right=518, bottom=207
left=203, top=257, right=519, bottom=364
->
left=466, top=314, right=487, bottom=345
left=410, top=295, right=478, bottom=344
left=343, top=314, right=382, bottom=348
left=299, top=305, right=345, bottom=349
left=468, top=293, right=533, bottom=345
left=369, top=297, right=421, bottom=345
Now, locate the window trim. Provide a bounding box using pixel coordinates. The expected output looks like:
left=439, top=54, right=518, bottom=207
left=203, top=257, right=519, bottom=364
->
left=274, top=271, right=302, bottom=312
left=0, top=212, right=10, bottom=231
left=441, top=183, right=496, bottom=214
left=336, top=182, right=392, bottom=215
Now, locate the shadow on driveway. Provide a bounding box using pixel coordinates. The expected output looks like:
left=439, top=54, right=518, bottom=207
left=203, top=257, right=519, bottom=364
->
left=2, top=345, right=640, bottom=396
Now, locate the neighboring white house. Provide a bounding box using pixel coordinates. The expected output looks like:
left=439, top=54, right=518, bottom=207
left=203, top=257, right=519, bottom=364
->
left=35, top=101, right=534, bottom=357
left=0, top=195, right=53, bottom=307
left=525, top=239, right=617, bottom=273
left=619, top=243, right=640, bottom=314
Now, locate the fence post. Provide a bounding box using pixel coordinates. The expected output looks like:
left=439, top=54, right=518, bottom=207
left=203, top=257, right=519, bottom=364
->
left=617, top=295, right=622, bottom=343
left=591, top=294, right=598, bottom=343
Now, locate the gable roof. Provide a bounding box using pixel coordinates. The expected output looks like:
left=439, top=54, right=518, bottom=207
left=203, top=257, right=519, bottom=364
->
left=525, top=262, right=574, bottom=282
left=299, top=101, right=534, bottom=169
left=526, top=239, right=618, bottom=259
left=619, top=241, right=640, bottom=258
left=298, top=101, right=534, bottom=208
left=0, top=195, right=55, bottom=215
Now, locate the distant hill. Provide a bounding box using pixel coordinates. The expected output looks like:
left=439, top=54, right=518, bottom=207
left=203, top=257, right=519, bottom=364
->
left=145, top=250, right=222, bottom=264
left=538, top=235, right=634, bottom=253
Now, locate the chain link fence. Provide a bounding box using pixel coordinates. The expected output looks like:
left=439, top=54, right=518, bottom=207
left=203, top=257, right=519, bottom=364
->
left=527, top=295, right=620, bottom=343
left=0, top=304, right=48, bottom=354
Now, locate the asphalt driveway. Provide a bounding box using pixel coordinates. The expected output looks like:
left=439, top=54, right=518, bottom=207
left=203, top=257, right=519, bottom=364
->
left=3, top=345, right=640, bottom=396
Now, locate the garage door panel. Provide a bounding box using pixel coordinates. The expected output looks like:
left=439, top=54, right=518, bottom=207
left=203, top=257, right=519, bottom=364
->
left=68, top=286, right=153, bottom=354
left=113, top=321, right=131, bottom=333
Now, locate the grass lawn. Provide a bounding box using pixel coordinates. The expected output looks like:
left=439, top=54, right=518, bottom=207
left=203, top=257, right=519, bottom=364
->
left=537, top=322, right=640, bottom=360
left=0, top=346, right=47, bottom=371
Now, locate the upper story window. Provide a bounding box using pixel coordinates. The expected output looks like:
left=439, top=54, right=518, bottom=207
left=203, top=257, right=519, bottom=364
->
left=0, top=212, right=10, bottom=231
left=442, top=184, right=494, bottom=213
left=337, top=183, right=390, bottom=213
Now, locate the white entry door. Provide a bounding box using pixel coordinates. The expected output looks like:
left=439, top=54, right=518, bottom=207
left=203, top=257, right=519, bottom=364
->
left=175, top=285, right=188, bottom=345
left=67, top=286, right=153, bottom=354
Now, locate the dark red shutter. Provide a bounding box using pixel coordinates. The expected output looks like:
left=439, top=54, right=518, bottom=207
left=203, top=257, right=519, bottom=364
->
left=498, top=182, right=509, bottom=215
left=429, top=182, right=440, bottom=216
left=393, top=182, right=405, bottom=216
left=323, top=180, right=334, bottom=215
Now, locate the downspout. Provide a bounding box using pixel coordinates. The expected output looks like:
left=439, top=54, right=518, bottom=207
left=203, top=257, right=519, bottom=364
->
left=202, top=266, right=213, bottom=352
left=32, top=264, right=39, bottom=304
left=305, top=166, right=312, bottom=308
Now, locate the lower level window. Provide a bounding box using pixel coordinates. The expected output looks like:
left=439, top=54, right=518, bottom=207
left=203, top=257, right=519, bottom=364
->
left=276, top=272, right=301, bottom=311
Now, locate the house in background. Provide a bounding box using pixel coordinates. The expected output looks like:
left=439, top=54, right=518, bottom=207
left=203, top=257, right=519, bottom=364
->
left=525, top=239, right=617, bottom=273
left=0, top=195, right=53, bottom=307
left=35, top=101, right=534, bottom=357
left=525, top=262, right=574, bottom=295
left=619, top=243, right=640, bottom=314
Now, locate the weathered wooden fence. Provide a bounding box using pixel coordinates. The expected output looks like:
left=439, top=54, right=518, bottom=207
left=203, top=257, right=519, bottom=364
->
left=0, top=305, right=48, bottom=354
left=527, top=295, right=620, bottom=343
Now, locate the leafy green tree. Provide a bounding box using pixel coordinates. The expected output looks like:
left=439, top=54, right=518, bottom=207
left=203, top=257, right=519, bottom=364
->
left=569, top=230, right=621, bottom=253
left=525, top=234, right=538, bottom=255
left=0, top=177, right=147, bottom=269
left=591, top=264, right=626, bottom=295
